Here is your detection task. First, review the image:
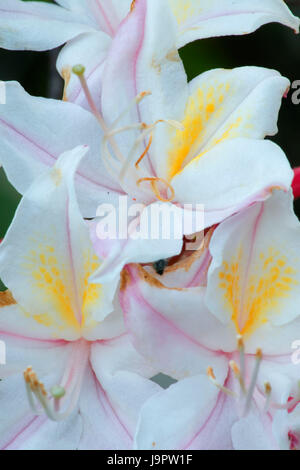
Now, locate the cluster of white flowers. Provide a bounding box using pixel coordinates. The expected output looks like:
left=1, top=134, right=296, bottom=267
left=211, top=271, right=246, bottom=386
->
left=0, top=0, right=300, bottom=450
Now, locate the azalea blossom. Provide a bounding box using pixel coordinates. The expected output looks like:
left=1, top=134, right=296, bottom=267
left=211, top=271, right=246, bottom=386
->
left=0, top=0, right=298, bottom=108
left=0, top=0, right=294, bottom=280
left=0, top=146, right=159, bottom=450
left=121, top=190, right=300, bottom=449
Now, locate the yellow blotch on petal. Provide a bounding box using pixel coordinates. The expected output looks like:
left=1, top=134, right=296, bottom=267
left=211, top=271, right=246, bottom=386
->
left=218, top=247, right=298, bottom=337
left=167, top=83, right=231, bottom=179
left=25, top=244, right=80, bottom=331
left=82, top=253, right=102, bottom=328
left=169, top=0, right=198, bottom=26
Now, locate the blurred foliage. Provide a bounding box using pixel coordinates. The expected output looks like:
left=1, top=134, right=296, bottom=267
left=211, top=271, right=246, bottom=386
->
left=0, top=1, right=300, bottom=291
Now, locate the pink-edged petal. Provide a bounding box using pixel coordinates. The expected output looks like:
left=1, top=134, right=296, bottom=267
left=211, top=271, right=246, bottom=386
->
left=164, top=66, right=289, bottom=181
left=0, top=146, right=99, bottom=340
left=0, top=81, right=123, bottom=218
left=57, top=31, right=111, bottom=111
left=89, top=203, right=184, bottom=284
left=168, top=0, right=300, bottom=48
left=78, top=367, right=132, bottom=450
left=0, top=0, right=94, bottom=51
left=135, top=374, right=237, bottom=450
left=101, top=0, right=188, bottom=174
left=78, top=335, right=160, bottom=449
left=231, top=407, right=277, bottom=450
left=0, top=375, right=82, bottom=450
left=120, top=264, right=231, bottom=379
left=56, top=0, right=132, bottom=36
left=273, top=403, right=300, bottom=450
left=206, top=190, right=300, bottom=353
left=0, top=329, right=81, bottom=450
left=172, top=139, right=293, bottom=228
left=0, top=297, right=63, bottom=342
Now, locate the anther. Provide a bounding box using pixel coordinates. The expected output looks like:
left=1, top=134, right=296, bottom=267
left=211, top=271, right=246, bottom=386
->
left=264, top=382, right=272, bottom=411
left=207, top=367, right=236, bottom=397
left=229, top=360, right=245, bottom=393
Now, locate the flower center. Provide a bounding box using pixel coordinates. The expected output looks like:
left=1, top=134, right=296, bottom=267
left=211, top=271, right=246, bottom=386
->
left=72, top=65, right=180, bottom=203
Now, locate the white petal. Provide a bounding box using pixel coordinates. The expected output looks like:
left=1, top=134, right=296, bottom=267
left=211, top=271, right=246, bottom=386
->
left=77, top=335, right=160, bottom=449
left=164, top=66, right=289, bottom=181
left=101, top=0, right=188, bottom=174
left=0, top=81, right=123, bottom=218
left=57, top=31, right=111, bottom=111
left=0, top=147, right=115, bottom=340
left=231, top=408, right=277, bottom=450
left=168, top=0, right=300, bottom=48
left=120, top=264, right=231, bottom=379
left=0, top=0, right=93, bottom=51
left=56, top=0, right=132, bottom=36
left=172, top=139, right=293, bottom=228
left=135, top=375, right=236, bottom=450
left=206, top=190, right=300, bottom=353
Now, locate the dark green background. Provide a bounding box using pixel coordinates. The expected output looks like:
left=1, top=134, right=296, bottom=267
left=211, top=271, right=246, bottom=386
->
left=1, top=0, right=300, bottom=254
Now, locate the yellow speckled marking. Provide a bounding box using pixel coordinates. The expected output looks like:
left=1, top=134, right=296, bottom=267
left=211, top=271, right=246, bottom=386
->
left=218, top=247, right=298, bottom=336
left=26, top=244, right=80, bottom=331
left=167, top=82, right=235, bottom=179
left=23, top=241, right=103, bottom=334
left=169, top=0, right=198, bottom=26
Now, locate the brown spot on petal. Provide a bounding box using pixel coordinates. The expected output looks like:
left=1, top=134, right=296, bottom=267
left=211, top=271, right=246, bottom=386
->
left=0, top=290, right=16, bottom=307
left=120, top=269, right=131, bottom=292
left=164, top=226, right=215, bottom=274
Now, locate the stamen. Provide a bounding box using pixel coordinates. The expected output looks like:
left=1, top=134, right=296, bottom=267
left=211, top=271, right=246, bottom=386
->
left=119, top=119, right=183, bottom=182
left=135, top=135, right=153, bottom=169
left=207, top=367, right=236, bottom=397
left=72, top=64, right=125, bottom=164
left=23, top=363, right=83, bottom=422
left=229, top=360, right=245, bottom=393
left=264, top=382, right=272, bottom=411
left=137, top=177, right=175, bottom=202
left=244, top=348, right=262, bottom=414
left=110, top=91, right=151, bottom=130
left=237, top=335, right=245, bottom=391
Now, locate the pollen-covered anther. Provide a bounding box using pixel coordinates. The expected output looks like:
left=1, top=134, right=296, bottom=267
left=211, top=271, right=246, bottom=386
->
left=130, top=0, right=136, bottom=12
left=264, top=382, right=272, bottom=395
left=24, top=367, right=47, bottom=396
left=23, top=366, right=71, bottom=422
